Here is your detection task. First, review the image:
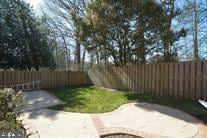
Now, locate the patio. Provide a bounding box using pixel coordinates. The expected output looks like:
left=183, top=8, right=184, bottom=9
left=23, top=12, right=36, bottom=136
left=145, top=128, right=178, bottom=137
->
left=18, top=90, right=207, bottom=138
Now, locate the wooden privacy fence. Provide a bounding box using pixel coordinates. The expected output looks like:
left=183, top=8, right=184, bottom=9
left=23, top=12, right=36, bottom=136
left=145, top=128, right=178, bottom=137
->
left=0, top=71, right=90, bottom=89
left=88, top=61, right=207, bottom=100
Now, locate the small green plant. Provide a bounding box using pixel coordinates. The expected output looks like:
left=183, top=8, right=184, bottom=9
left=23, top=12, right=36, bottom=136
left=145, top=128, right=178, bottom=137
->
left=0, top=88, right=24, bottom=130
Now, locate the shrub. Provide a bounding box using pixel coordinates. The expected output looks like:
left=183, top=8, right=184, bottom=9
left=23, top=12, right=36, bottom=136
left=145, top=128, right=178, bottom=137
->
left=0, top=88, right=24, bottom=131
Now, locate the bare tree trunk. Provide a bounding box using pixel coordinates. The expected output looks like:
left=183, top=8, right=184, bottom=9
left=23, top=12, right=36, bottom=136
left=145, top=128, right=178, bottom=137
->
left=90, top=53, right=94, bottom=68
left=123, top=36, right=127, bottom=65
left=81, top=48, right=86, bottom=71
left=161, top=0, right=175, bottom=62
left=136, top=12, right=146, bottom=64
left=95, top=47, right=100, bottom=64
left=104, top=45, right=107, bottom=66
left=61, top=33, right=69, bottom=71
left=118, top=41, right=123, bottom=66
left=75, top=39, right=81, bottom=71
left=193, top=0, right=199, bottom=60
left=47, top=18, right=70, bottom=71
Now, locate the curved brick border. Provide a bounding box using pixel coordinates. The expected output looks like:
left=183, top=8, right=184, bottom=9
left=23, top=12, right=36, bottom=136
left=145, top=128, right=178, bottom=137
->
left=21, top=119, right=40, bottom=138
left=91, top=114, right=161, bottom=138
left=91, top=103, right=207, bottom=138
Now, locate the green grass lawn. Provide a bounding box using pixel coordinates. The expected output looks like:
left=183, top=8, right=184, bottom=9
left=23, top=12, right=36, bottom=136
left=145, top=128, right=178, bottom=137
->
left=49, top=85, right=207, bottom=116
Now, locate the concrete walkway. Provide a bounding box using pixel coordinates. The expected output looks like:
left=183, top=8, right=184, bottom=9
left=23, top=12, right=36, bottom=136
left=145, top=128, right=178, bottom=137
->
left=20, top=109, right=99, bottom=138
left=16, top=90, right=64, bottom=112
left=19, top=91, right=207, bottom=138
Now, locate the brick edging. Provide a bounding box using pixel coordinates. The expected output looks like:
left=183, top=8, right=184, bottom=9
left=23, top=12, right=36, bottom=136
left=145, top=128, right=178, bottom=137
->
left=91, top=115, right=106, bottom=135
left=22, top=119, right=40, bottom=138
left=193, top=121, right=207, bottom=138
left=91, top=115, right=161, bottom=138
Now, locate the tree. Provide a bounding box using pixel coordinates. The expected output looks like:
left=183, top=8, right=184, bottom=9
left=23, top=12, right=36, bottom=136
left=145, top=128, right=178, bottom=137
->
left=45, top=16, right=71, bottom=70
left=133, top=0, right=163, bottom=64
left=73, top=0, right=133, bottom=66
left=179, top=0, right=206, bottom=60
left=74, top=0, right=180, bottom=65
left=156, top=0, right=187, bottom=62
left=44, top=0, right=86, bottom=71
left=0, top=0, right=55, bottom=70
left=192, top=0, right=199, bottom=59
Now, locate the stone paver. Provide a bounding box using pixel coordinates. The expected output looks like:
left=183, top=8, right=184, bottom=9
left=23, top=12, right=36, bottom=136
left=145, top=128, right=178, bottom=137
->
left=19, top=91, right=207, bottom=138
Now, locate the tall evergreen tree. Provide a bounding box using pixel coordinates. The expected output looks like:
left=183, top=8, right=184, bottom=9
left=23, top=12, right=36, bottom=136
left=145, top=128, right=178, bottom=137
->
left=0, top=0, right=55, bottom=70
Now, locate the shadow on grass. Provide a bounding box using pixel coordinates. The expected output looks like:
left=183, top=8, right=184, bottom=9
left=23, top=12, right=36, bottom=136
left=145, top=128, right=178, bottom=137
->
left=48, top=85, right=129, bottom=113
left=48, top=85, right=94, bottom=112
left=125, top=92, right=207, bottom=116
left=49, top=85, right=207, bottom=116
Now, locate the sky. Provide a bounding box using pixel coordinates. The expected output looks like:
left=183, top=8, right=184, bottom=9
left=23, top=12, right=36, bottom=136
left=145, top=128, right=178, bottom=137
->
left=25, top=0, right=43, bottom=13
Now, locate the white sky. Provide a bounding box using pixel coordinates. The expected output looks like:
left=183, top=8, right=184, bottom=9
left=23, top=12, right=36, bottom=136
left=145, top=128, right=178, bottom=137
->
left=25, top=0, right=42, bottom=11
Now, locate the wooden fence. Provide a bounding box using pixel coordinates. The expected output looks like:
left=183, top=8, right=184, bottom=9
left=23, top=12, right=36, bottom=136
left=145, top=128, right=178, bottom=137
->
left=0, top=71, right=90, bottom=89
left=88, top=61, right=207, bottom=100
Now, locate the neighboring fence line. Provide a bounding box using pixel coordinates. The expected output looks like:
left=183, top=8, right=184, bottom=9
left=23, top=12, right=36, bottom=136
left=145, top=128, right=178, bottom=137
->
left=88, top=61, right=207, bottom=100
left=0, top=71, right=90, bottom=89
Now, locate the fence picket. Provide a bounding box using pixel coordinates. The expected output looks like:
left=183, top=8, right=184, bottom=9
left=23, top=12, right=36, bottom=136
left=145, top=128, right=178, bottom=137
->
left=0, top=71, right=89, bottom=89
left=88, top=61, right=207, bottom=100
